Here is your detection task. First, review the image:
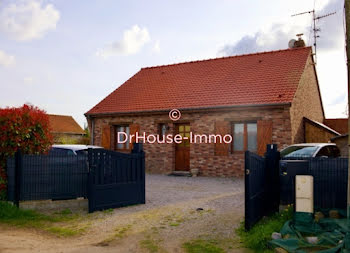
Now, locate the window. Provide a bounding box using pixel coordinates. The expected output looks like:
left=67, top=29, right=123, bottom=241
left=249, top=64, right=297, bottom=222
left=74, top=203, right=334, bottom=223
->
left=49, top=148, right=76, bottom=156
left=329, top=146, right=341, bottom=157
left=115, top=125, right=130, bottom=150
left=281, top=146, right=318, bottom=158
left=158, top=123, right=167, bottom=141
left=316, top=146, right=341, bottom=158
left=232, top=122, right=257, bottom=152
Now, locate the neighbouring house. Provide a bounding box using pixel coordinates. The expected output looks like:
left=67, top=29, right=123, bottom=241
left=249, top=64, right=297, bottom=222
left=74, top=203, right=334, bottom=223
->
left=325, top=118, right=348, bottom=157
left=85, top=46, right=326, bottom=177
left=304, top=117, right=340, bottom=143
left=48, top=114, right=85, bottom=144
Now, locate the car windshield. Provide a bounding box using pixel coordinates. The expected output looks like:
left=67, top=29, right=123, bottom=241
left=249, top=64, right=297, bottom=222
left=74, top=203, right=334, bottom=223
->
left=75, top=149, right=88, bottom=156
left=281, top=146, right=319, bottom=158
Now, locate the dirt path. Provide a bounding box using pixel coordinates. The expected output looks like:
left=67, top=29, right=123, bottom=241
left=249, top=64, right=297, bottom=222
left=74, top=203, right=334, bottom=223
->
left=0, top=175, right=247, bottom=253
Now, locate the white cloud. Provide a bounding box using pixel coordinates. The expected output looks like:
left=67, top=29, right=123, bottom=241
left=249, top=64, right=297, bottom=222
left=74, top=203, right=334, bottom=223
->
left=218, top=0, right=343, bottom=56
left=0, top=50, right=15, bottom=67
left=23, top=76, right=34, bottom=84
left=96, top=25, right=151, bottom=58
left=0, top=0, right=60, bottom=41
left=153, top=40, right=160, bottom=53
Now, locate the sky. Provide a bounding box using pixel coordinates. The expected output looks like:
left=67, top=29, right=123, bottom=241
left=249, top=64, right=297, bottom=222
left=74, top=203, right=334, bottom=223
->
left=0, top=0, right=347, bottom=127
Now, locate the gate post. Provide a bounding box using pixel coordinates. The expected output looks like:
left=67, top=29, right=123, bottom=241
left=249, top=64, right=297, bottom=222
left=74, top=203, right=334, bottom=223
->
left=132, top=143, right=143, bottom=153
left=132, top=143, right=145, bottom=204
left=244, top=150, right=251, bottom=231
left=264, top=144, right=280, bottom=216
left=87, top=148, right=94, bottom=213
left=14, top=149, right=22, bottom=208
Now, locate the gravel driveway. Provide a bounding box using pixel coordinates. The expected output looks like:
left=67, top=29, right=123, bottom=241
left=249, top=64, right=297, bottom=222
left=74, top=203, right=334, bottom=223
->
left=0, top=174, right=246, bottom=253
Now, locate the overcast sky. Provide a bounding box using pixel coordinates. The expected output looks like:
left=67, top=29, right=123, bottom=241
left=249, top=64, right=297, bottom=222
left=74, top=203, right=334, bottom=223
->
left=0, top=0, right=347, bottom=127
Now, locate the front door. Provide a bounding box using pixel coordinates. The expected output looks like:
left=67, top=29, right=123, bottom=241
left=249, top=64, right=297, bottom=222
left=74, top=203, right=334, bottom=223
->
left=175, top=124, right=190, bottom=171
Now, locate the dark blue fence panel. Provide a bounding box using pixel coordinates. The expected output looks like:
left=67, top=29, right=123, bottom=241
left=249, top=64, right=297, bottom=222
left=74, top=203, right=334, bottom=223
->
left=7, top=153, right=88, bottom=201
left=6, top=157, right=15, bottom=201
left=279, top=158, right=310, bottom=205
left=310, top=158, right=348, bottom=209
left=88, top=146, right=145, bottom=213
left=279, top=157, right=348, bottom=209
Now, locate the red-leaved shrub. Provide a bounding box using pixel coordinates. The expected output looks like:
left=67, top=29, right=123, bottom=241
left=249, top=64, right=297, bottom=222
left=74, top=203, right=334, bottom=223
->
left=0, top=104, right=53, bottom=199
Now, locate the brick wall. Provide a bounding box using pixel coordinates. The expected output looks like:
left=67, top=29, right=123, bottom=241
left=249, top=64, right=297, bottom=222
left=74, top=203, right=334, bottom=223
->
left=290, top=54, right=324, bottom=143
left=88, top=105, right=292, bottom=177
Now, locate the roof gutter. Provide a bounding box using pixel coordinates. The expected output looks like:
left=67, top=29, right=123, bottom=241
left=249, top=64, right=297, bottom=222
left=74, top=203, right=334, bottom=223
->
left=85, top=102, right=291, bottom=118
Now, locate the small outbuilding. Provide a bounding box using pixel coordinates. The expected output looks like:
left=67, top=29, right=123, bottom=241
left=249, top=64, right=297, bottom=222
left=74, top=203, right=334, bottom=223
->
left=48, top=114, right=85, bottom=144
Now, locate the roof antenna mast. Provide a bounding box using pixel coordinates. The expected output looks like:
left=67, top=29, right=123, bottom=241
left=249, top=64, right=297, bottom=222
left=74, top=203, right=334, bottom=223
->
left=291, top=9, right=336, bottom=63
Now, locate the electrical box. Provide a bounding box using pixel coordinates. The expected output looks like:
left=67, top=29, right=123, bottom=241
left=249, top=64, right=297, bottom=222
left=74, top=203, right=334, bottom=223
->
left=295, top=175, right=314, bottom=213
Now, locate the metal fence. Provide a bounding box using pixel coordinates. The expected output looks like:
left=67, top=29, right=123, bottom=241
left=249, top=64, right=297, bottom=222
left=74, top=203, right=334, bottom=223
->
left=245, top=144, right=280, bottom=230
left=6, top=144, right=146, bottom=213
left=7, top=153, right=88, bottom=202
left=279, top=157, right=348, bottom=209
left=310, top=158, right=348, bottom=209
left=88, top=147, right=145, bottom=212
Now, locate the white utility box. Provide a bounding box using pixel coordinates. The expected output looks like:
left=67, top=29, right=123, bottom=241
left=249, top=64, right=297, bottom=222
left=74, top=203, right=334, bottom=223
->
left=295, top=175, right=314, bottom=213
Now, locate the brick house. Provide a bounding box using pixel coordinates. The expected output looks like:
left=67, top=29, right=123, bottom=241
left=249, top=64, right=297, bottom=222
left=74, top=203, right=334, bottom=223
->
left=85, top=46, right=325, bottom=177
left=48, top=114, right=85, bottom=144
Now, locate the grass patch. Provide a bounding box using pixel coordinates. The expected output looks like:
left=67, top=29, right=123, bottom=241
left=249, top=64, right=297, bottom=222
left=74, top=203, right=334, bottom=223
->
left=140, top=238, right=159, bottom=253
left=114, top=224, right=132, bottom=238
left=0, top=201, right=84, bottom=236
left=98, top=224, right=133, bottom=245
left=183, top=239, right=225, bottom=253
left=46, top=226, right=81, bottom=237
left=102, top=208, right=114, bottom=214
left=0, top=201, right=56, bottom=227
left=236, top=206, right=293, bottom=252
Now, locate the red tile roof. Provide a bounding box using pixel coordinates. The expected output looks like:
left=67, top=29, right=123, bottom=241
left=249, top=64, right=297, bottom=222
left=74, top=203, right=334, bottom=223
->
left=48, top=114, right=85, bottom=134
left=86, top=47, right=312, bottom=115
left=324, top=118, right=348, bottom=134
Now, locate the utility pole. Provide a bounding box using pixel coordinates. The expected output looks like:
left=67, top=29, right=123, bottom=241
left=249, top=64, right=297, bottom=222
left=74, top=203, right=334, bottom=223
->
left=345, top=0, right=350, bottom=218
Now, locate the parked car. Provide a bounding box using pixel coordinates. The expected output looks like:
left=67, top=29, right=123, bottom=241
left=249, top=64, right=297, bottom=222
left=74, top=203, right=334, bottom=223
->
left=49, top=144, right=103, bottom=156
left=280, top=143, right=340, bottom=158
left=280, top=143, right=341, bottom=205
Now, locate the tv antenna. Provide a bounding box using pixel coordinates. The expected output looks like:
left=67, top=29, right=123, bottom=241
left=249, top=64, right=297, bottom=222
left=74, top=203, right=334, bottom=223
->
left=292, top=9, right=336, bottom=63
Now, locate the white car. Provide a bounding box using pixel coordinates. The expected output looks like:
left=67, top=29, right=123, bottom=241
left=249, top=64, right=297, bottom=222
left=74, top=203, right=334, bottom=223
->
left=50, top=144, right=103, bottom=156
left=280, top=143, right=340, bottom=158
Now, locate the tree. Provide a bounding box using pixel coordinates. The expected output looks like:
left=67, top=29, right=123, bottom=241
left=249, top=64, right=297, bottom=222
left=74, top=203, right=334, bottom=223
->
left=0, top=104, right=53, bottom=199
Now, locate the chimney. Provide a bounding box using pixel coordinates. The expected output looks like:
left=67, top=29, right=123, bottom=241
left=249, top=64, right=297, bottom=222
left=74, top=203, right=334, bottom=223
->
left=294, top=33, right=306, bottom=48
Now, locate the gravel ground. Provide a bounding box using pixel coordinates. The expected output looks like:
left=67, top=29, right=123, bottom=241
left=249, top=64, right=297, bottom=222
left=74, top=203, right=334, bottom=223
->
left=0, top=174, right=246, bottom=253
left=118, top=174, right=244, bottom=213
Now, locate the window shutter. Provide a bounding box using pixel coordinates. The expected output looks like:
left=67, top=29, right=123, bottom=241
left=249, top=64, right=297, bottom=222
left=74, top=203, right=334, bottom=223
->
left=257, top=120, right=273, bottom=156
left=101, top=125, right=111, bottom=150
left=129, top=123, right=140, bottom=151
left=215, top=121, right=230, bottom=156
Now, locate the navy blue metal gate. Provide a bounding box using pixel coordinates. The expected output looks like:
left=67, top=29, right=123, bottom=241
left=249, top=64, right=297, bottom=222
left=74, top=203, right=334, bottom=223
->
left=245, top=144, right=280, bottom=230
left=87, top=144, right=145, bottom=213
